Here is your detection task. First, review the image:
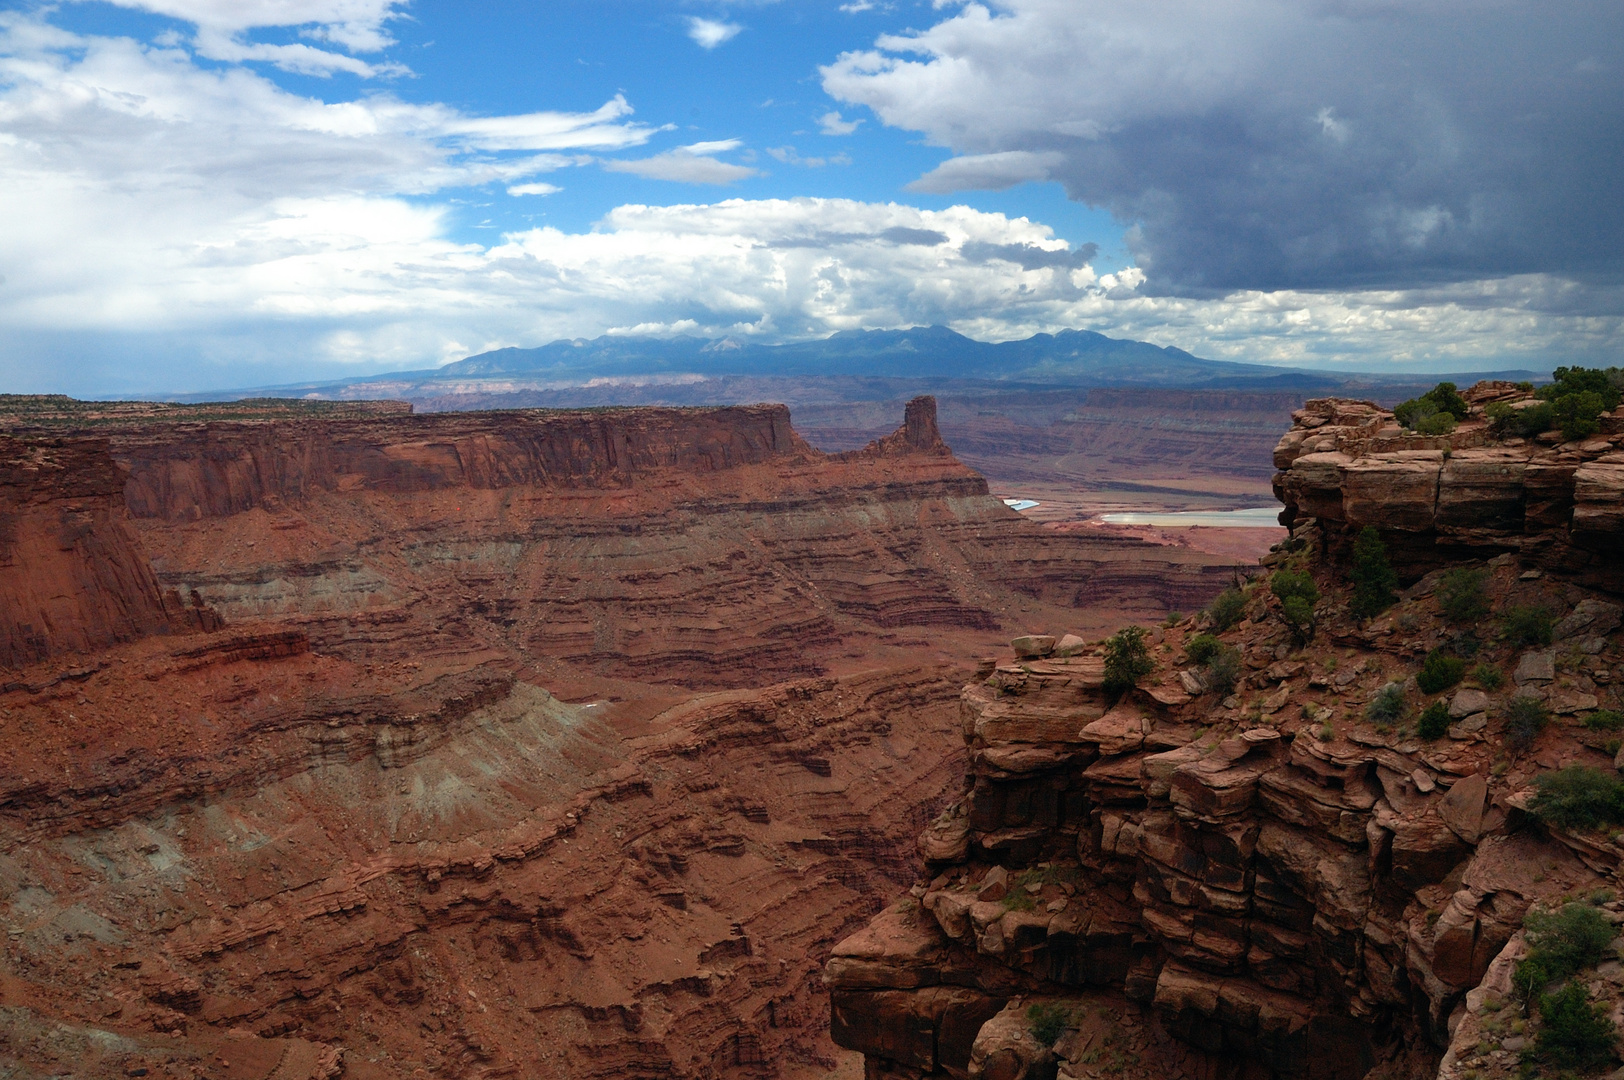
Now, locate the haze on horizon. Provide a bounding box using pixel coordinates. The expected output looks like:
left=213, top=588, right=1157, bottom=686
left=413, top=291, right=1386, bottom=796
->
left=0, top=0, right=1620, bottom=397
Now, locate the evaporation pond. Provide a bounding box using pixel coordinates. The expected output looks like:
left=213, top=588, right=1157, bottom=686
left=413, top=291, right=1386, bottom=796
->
left=1099, top=507, right=1283, bottom=527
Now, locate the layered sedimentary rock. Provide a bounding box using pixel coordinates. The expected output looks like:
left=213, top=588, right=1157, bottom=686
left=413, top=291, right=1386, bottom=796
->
left=829, top=392, right=1624, bottom=1080
left=74, top=397, right=1234, bottom=686
left=0, top=628, right=969, bottom=1078
left=0, top=396, right=1245, bottom=1078
left=0, top=435, right=215, bottom=668
left=1272, top=388, right=1624, bottom=590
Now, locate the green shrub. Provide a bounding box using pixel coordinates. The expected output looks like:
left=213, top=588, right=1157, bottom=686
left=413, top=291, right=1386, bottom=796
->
left=1435, top=567, right=1490, bottom=624
left=1516, top=903, right=1617, bottom=997
left=1348, top=527, right=1398, bottom=621
left=1533, top=981, right=1617, bottom=1072
left=1205, top=645, right=1243, bottom=696
left=1414, top=411, right=1457, bottom=435
left=1103, top=626, right=1155, bottom=695
left=1528, top=766, right=1624, bottom=831
left=1505, top=694, right=1551, bottom=751
left=1416, top=649, right=1467, bottom=694
left=1418, top=700, right=1451, bottom=740
left=1485, top=400, right=1555, bottom=439
left=1271, top=570, right=1319, bottom=644
left=1505, top=604, right=1556, bottom=647
left=1537, top=366, right=1624, bottom=443
left=1583, top=710, right=1624, bottom=732
left=1208, top=587, right=1248, bottom=632
left=1185, top=633, right=1222, bottom=665
left=1470, top=662, right=1504, bottom=691
left=1366, top=683, right=1407, bottom=725
left=1395, top=382, right=1469, bottom=431
left=1027, top=1002, right=1073, bottom=1046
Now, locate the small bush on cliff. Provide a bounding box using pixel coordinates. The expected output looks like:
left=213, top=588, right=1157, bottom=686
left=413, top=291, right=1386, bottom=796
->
left=1366, top=683, right=1407, bottom=726
left=1205, top=645, right=1243, bottom=696
left=1347, top=527, right=1398, bottom=621
left=1435, top=567, right=1490, bottom=624
left=1528, top=766, right=1624, bottom=831
left=1185, top=633, right=1222, bottom=665
left=1532, top=981, right=1617, bottom=1073
left=1505, top=604, right=1556, bottom=647
left=1207, top=587, right=1248, bottom=632
left=1102, top=626, right=1155, bottom=695
left=1537, top=366, right=1624, bottom=443
left=1394, top=382, right=1469, bottom=431
left=1416, top=649, right=1467, bottom=694
left=1516, top=903, right=1616, bottom=997
left=1418, top=700, right=1451, bottom=740
left=1505, top=694, right=1551, bottom=752
left=1027, top=1002, right=1073, bottom=1046
left=1485, top=399, right=1555, bottom=439
left=1470, top=662, right=1505, bottom=691
left=1583, top=710, right=1624, bottom=733
left=1270, top=570, right=1319, bottom=644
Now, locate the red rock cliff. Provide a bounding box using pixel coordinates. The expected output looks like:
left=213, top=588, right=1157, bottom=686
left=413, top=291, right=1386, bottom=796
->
left=0, top=435, right=207, bottom=668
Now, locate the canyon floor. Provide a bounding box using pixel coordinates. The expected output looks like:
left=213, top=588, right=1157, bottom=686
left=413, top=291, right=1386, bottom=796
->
left=0, top=395, right=1245, bottom=1079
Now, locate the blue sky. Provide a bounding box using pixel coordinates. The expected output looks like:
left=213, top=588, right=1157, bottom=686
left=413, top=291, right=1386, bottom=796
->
left=0, top=0, right=1620, bottom=394
left=42, top=0, right=1128, bottom=266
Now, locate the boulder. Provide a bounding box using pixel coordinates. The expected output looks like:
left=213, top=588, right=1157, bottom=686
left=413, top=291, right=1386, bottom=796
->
left=1513, top=651, right=1555, bottom=685
left=1012, top=635, right=1057, bottom=659
left=1448, top=689, right=1489, bottom=719
left=1053, top=633, right=1090, bottom=658
left=1555, top=598, right=1623, bottom=641
left=1437, top=773, right=1488, bottom=844
left=977, top=865, right=1011, bottom=902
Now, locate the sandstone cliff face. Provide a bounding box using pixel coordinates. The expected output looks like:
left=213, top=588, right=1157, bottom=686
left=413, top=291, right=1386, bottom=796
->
left=827, top=393, right=1624, bottom=1080
left=100, top=397, right=1234, bottom=687
left=0, top=397, right=1244, bottom=1078
left=0, top=435, right=213, bottom=668
left=0, top=632, right=967, bottom=1079
left=1272, top=390, right=1624, bottom=590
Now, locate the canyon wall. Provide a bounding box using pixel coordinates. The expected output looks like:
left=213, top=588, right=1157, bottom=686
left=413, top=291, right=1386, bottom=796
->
left=1273, top=391, right=1624, bottom=591
left=90, top=398, right=1236, bottom=686
left=0, top=435, right=213, bottom=668
left=828, top=391, right=1624, bottom=1080
left=0, top=397, right=1245, bottom=1079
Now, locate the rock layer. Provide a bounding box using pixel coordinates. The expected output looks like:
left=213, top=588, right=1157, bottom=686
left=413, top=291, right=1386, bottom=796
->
left=828, top=391, right=1624, bottom=1080
left=1272, top=392, right=1624, bottom=589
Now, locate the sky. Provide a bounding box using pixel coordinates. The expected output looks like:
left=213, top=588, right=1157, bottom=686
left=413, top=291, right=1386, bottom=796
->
left=0, top=0, right=1621, bottom=395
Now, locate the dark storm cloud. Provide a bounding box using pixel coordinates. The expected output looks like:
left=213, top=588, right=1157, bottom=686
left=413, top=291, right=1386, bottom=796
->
left=961, top=240, right=1097, bottom=270
left=823, top=0, right=1624, bottom=295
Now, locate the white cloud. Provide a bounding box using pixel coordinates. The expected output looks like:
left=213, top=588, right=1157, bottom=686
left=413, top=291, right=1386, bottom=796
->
left=0, top=7, right=1617, bottom=395
left=91, top=0, right=410, bottom=75
left=839, top=2, right=877, bottom=12
left=767, top=146, right=849, bottom=168
left=507, top=182, right=561, bottom=196
left=817, top=110, right=862, bottom=135
left=907, top=149, right=1061, bottom=192
left=821, top=0, right=1624, bottom=294
left=686, top=17, right=742, bottom=49
left=603, top=140, right=761, bottom=184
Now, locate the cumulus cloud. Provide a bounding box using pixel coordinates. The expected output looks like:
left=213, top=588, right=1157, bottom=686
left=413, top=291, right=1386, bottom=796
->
left=822, top=0, right=1624, bottom=293
left=686, top=17, right=742, bottom=49
left=92, top=0, right=410, bottom=74
left=507, top=182, right=561, bottom=196
left=817, top=110, right=862, bottom=136
left=604, top=140, right=761, bottom=184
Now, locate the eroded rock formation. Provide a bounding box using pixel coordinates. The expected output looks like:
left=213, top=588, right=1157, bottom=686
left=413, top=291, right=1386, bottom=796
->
left=1273, top=388, right=1624, bottom=591
left=0, top=397, right=1243, bottom=1078
left=828, top=389, right=1624, bottom=1080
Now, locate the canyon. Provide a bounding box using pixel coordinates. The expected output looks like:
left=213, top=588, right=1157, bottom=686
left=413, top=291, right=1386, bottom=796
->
left=0, top=396, right=1239, bottom=1079
left=827, top=383, right=1624, bottom=1080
